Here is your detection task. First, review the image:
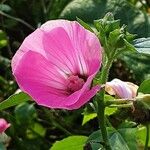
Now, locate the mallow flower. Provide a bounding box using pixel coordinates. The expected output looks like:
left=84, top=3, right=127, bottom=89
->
left=0, top=118, right=10, bottom=133
left=12, top=20, right=102, bottom=110
left=105, top=78, right=138, bottom=99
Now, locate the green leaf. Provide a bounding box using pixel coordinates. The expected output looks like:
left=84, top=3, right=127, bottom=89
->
left=108, top=29, right=122, bottom=46
left=27, top=122, right=46, bottom=139
left=15, top=102, right=37, bottom=125
left=60, top=0, right=150, bottom=37
left=118, top=121, right=137, bottom=129
left=87, top=127, right=137, bottom=150
left=94, top=13, right=120, bottom=33
left=86, top=129, right=103, bottom=149
left=82, top=103, right=97, bottom=125
left=0, top=143, right=5, bottom=150
left=104, top=94, right=115, bottom=101
left=77, top=17, right=94, bottom=32
left=0, top=30, right=8, bottom=48
left=32, top=123, right=46, bottom=137
left=124, top=39, right=136, bottom=52
left=105, top=19, right=120, bottom=33
left=109, top=131, right=129, bottom=150
left=0, top=4, right=11, bottom=12
left=138, top=79, right=150, bottom=94
left=133, top=38, right=150, bottom=55
left=104, top=95, right=117, bottom=115
left=51, top=136, right=88, bottom=150
left=119, top=53, right=150, bottom=83
left=105, top=107, right=117, bottom=116
left=81, top=100, right=115, bottom=126
left=0, top=92, right=31, bottom=111
left=82, top=113, right=97, bottom=125
left=60, top=0, right=105, bottom=23
left=118, top=128, right=137, bottom=150
left=137, top=125, right=150, bottom=147
left=136, top=94, right=150, bottom=110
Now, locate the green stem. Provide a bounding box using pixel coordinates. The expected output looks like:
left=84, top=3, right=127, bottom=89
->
left=105, top=98, right=135, bottom=106
left=144, top=124, right=149, bottom=150
left=108, top=103, right=133, bottom=108
left=96, top=60, right=113, bottom=150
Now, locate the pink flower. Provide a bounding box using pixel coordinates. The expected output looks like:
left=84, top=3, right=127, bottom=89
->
left=105, top=79, right=138, bottom=99
left=12, top=20, right=102, bottom=110
left=0, top=118, right=10, bottom=133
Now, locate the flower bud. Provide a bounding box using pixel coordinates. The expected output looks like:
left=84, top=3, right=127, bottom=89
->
left=0, top=118, right=10, bottom=133
left=105, top=78, right=138, bottom=99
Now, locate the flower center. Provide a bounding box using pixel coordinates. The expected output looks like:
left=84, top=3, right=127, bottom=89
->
left=66, top=75, right=85, bottom=94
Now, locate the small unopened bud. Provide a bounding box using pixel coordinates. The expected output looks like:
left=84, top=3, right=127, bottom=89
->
left=0, top=119, right=11, bottom=148
left=105, top=78, right=138, bottom=99
left=0, top=118, right=10, bottom=133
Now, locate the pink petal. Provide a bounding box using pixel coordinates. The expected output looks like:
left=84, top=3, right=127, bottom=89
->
left=126, top=82, right=138, bottom=98
left=41, top=20, right=102, bottom=76
left=66, top=85, right=100, bottom=110
left=13, top=51, right=69, bottom=108
left=42, top=27, right=78, bottom=74
left=12, top=29, right=47, bottom=72
left=39, top=76, right=100, bottom=109
left=64, top=72, right=98, bottom=106
left=13, top=50, right=100, bottom=109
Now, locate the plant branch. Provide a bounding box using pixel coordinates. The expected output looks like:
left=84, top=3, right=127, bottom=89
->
left=108, top=103, right=133, bottom=108
left=96, top=59, right=113, bottom=150
left=0, top=11, right=35, bottom=31
left=105, top=98, right=135, bottom=106
left=144, top=124, right=149, bottom=150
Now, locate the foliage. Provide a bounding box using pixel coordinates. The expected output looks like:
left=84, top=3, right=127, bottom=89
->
left=0, top=0, right=150, bottom=149
left=134, top=37, right=150, bottom=54
left=60, top=0, right=150, bottom=37
left=0, top=92, right=30, bottom=111
left=87, top=127, right=137, bottom=150
left=51, top=136, right=88, bottom=150
left=138, top=79, right=150, bottom=94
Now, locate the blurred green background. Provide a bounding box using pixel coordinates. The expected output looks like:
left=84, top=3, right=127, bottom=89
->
left=0, top=0, right=150, bottom=149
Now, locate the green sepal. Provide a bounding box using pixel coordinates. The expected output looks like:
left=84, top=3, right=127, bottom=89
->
left=76, top=17, right=94, bottom=33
